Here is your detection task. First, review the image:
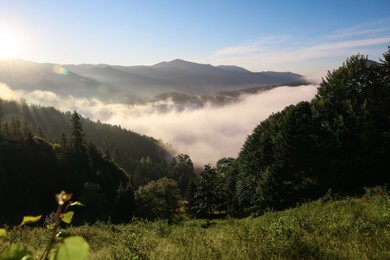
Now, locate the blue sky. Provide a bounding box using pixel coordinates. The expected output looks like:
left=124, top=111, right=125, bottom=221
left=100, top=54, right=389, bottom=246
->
left=0, top=0, right=389, bottom=76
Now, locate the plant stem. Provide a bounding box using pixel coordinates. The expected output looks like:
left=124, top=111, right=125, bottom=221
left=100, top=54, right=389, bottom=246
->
left=40, top=203, right=64, bottom=260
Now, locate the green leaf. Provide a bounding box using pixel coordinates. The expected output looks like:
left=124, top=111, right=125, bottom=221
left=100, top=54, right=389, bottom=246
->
left=0, top=244, right=33, bottom=259
left=47, top=223, right=55, bottom=230
left=52, top=236, right=89, bottom=260
left=20, top=215, right=42, bottom=226
left=0, top=228, right=6, bottom=237
left=61, top=211, right=74, bottom=224
left=70, top=201, right=85, bottom=207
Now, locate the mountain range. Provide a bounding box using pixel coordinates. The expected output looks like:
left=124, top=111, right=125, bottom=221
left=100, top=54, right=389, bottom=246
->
left=0, top=59, right=308, bottom=103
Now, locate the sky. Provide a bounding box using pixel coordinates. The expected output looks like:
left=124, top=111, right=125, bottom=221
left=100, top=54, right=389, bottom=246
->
left=0, top=0, right=389, bottom=77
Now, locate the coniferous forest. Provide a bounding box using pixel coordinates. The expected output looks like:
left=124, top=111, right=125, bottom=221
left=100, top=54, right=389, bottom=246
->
left=0, top=48, right=389, bottom=258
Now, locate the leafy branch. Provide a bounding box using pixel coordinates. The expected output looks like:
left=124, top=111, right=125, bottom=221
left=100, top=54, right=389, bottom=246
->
left=0, top=191, right=88, bottom=260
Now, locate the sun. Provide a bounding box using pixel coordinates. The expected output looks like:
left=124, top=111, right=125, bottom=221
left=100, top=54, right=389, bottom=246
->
left=0, top=27, right=22, bottom=60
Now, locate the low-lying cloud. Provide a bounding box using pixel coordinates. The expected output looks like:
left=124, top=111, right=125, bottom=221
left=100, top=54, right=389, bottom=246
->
left=0, top=82, right=318, bottom=166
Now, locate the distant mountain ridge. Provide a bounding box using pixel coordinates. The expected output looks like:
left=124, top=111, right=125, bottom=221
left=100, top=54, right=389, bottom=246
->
left=0, top=58, right=308, bottom=103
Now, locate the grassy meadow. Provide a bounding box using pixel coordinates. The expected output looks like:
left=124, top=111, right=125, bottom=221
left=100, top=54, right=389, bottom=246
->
left=1, top=189, right=389, bottom=259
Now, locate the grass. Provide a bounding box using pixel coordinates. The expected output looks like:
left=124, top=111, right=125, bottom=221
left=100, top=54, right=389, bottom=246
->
left=1, top=190, right=389, bottom=259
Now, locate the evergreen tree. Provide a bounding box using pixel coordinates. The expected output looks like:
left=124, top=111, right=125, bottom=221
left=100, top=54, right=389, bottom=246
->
left=170, top=154, right=195, bottom=196
left=66, top=111, right=90, bottom=195
left=69, top=111, right=86, bottom=155
left=113, top=147, right=123, bottom=166
left=216, top=157, right=238, bottom=214
left=111, top=181, right=136, bottom=224
left=380, top=46, right=390, bottom=73
left=189, top=164, right=218, bottom=218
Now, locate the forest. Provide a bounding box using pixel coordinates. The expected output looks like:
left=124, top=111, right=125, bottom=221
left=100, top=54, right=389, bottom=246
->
left=0, top=48, right=389, bottom=226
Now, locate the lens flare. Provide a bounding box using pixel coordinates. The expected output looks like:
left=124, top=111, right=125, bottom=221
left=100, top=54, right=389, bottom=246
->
left=52, top=64, right=69, bottom=75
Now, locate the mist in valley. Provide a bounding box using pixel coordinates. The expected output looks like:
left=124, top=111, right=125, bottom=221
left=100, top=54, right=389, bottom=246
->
left=0, top=82, right=317, bottom=166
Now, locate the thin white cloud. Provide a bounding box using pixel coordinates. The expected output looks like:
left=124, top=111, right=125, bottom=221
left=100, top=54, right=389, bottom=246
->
left=214, top=35, right=291, bottom=57
left=30, top=90, right=61, bottom=102
left=209, top=19, right=390, bottom=74
left=326, top=18, right=390, bottom=40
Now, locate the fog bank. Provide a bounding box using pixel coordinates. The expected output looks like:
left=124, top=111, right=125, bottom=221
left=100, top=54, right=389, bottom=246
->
left=0, top=83, right=317, bottom=166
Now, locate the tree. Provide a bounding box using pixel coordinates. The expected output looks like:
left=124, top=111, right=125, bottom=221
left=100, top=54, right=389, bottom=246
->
left=218, top=158, right=240, bottom=215
left=237, top=102, right=319, bottom=211
left=312, top=53, right=390, bottom=192
left=380, top=46, right=390, bottom=73
left=66, top=111, right=90, bottom=195
left=113, top=147, right=123, bottom=166
left=236, top=117, right=275, bottom=209
left=111, top=181, right=136, bottom=224
left=169, top=154, right=195, bottom=197
left=69, top=111, right=86, bottom=155
left=135, top=177, right=180, bottom=223
left=188, top=164, right=220, bottom=218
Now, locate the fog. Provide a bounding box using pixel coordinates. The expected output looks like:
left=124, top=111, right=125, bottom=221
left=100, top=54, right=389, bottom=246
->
left=0, top=82, right=317, bottom=166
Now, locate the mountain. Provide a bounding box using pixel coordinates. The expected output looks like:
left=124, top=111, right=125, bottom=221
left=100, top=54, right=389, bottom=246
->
left=0, top=58, right=308, bottom=103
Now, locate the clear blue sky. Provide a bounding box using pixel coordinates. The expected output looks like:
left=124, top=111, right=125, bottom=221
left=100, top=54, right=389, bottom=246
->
left=1, top=0, right=389, bottom=76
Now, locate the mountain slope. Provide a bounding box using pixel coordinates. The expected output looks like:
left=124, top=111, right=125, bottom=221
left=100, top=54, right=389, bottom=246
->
left=0, top=97, right=172, bottom=163
left=0, top=59, right=307, bottom=102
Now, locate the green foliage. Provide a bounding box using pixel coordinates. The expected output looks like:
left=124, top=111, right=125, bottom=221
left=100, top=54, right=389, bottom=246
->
left=168, top=154, right=196, bottom=197
left=236, top=48, right=390, bottom=213
left=69, top=111, right=86, bottom=156
left=111, top=181, right=136, bottom=224
left=0, top=228, right=6, bottom=237
left=312, top=53, right=389, bottom=192
left=0, top=191, right=88, bottom=260
left=60, top=212, right=74, bottom=224
left=380, top=46, right=390, bottom=72
left=188, top=164, right=223, bottom=218
left=20, top=215, right=42, bottom=226
left=49, top=236, right=89, bottom=260
left=1, top=192, right=388, bottom=259
left=0, top=244, right=33, bottom=260
left=135, top=177, right=181, bottom=223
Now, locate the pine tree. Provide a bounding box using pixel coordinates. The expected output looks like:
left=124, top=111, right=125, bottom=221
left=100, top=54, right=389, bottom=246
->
left=113, top=147, right=122, bottom=165
left=189, top=164, right=218, bottom=217
left=69, top=111, right=86, bottom=155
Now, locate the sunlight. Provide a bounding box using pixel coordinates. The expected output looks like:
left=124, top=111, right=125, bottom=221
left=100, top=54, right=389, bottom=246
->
left=0, top=26, right=22, bottom=60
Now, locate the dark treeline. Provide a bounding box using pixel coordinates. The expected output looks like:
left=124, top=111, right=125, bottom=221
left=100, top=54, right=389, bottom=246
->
left=0, top=108, right=195, bottom=225
left=188, top=48, right=390, bottom=218
left=0, top=100, right=171, bottom=163
left=0, top=47, right=389, bottom=224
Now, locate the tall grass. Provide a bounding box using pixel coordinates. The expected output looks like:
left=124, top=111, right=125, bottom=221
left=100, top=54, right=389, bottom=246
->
left=1, top=190, right=389, bottom=259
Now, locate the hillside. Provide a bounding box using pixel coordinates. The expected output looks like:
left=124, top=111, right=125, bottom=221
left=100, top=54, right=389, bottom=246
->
left=0, top=98, right=171, bottom=162
left=1, top=190, right=389, bottom=259
left=0, top=59, right=307, bottom=102
left=0, top=98, right=197, bottom=224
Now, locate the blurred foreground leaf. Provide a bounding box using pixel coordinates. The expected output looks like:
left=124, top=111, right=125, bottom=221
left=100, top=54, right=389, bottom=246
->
left=20, top=215, right=42, bottom=226
left=50, top=236, right=89, bottom=260
left=70, top=201, right=85, bottom=207
left=0, top=228, right=6, bottom=237
left=61, top=211, right=74, bottom=224
left=0, top=244, right=33, bottom=260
